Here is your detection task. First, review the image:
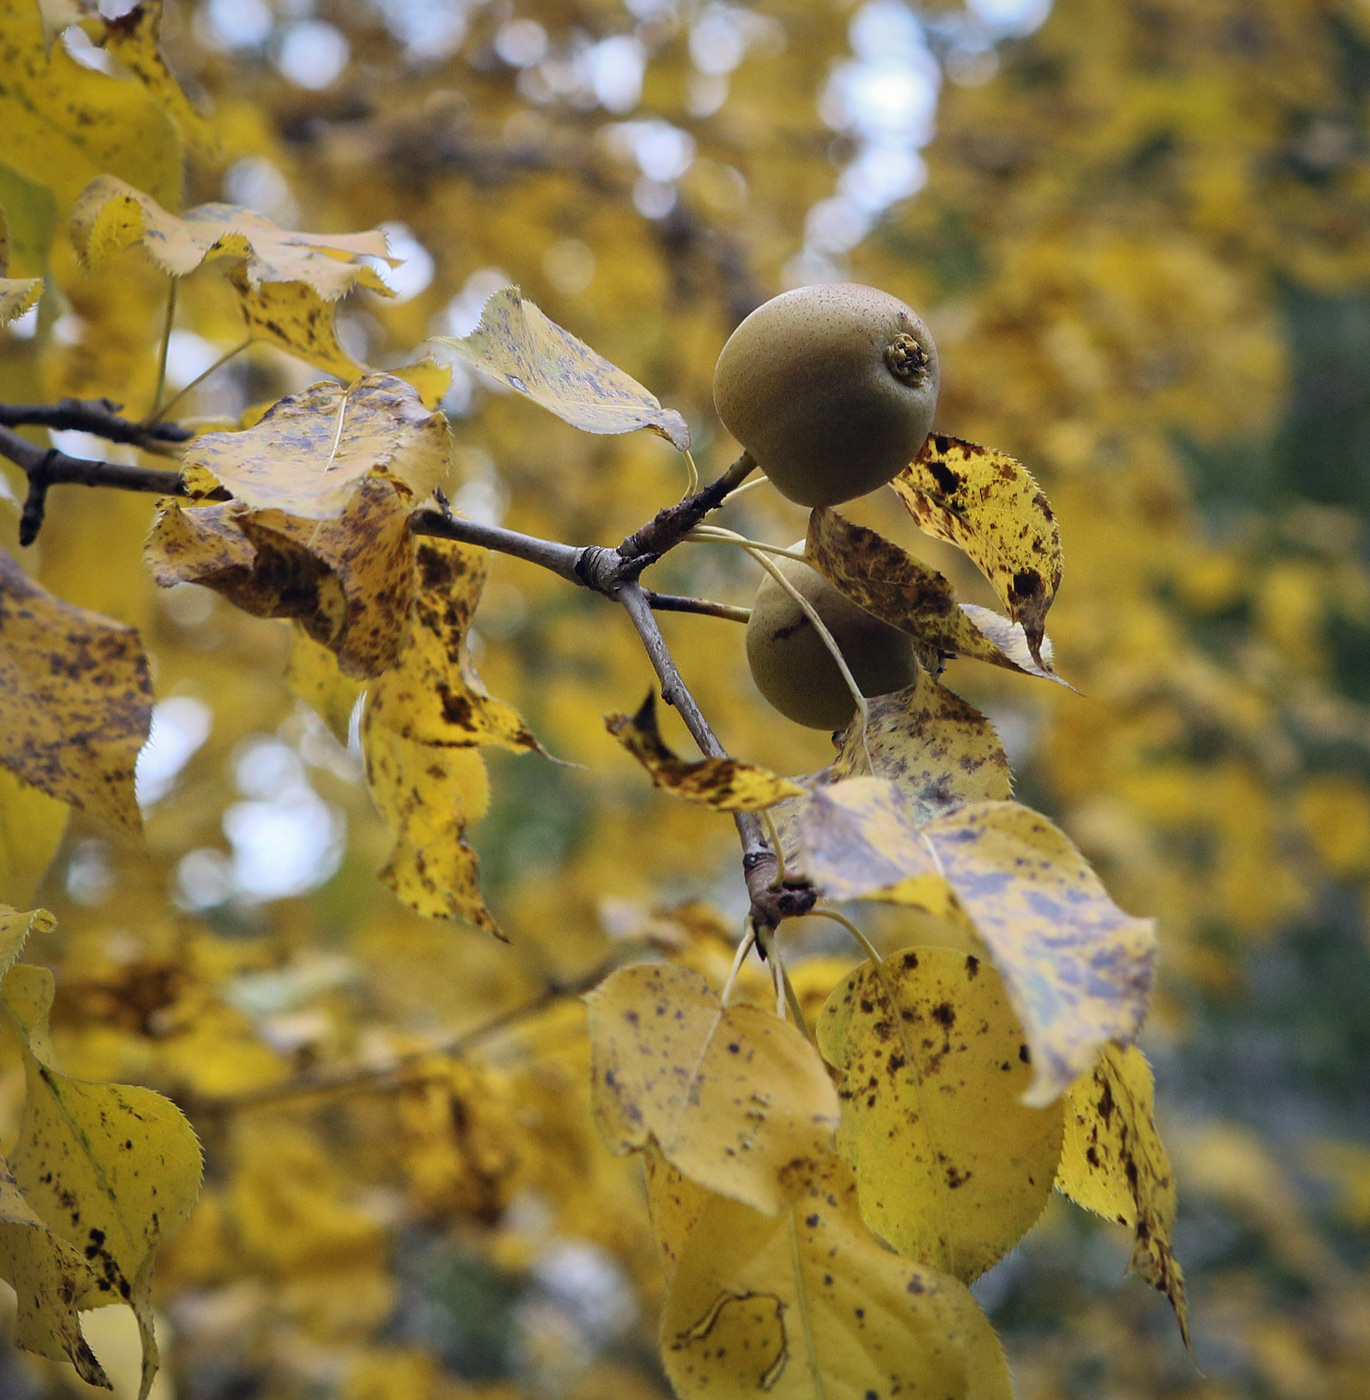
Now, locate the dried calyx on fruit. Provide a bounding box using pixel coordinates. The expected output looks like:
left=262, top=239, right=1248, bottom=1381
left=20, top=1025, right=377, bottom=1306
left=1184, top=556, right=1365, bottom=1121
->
left=745, top=548, right=919, bottom=729
left=713, top=283, right=939, bottom=508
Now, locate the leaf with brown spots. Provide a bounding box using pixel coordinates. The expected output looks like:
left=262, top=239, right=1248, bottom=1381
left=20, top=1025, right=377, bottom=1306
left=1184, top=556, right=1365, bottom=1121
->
left=360, top=704, right=501, bottom=936
left=0, top=0, right=181, bottom=216
left=0, top=205, right=41, bottom=324
left=145, top=479, right=414, bottom=678
left=769, top=668, right=1011, bottom=875
left=181, top=374, right=450, bottom=520
left=817, top=946, right=1063, bottom=1282
left=586, top=962, right=839, bottom=1213
left=1058, top=1044, right=1190, bottom=1349
left=606, top=692, right=805, bottom=811
left=285, top=625, right=362, bottom=748
left=1, top=961, right=203, bottom=1400
left=893, top=436, right=1063, bottom=667
left=661, top=1152, right=1011, bottom=1400
left=368, top=537, right=540, bottom=753
left=807, top=508, right=1067, bottom=686
left=433, top=285, right=691, bottom=449
left=0, top=546, right=153, bottom=835
left=643, top=1149, right=711, bottom=1282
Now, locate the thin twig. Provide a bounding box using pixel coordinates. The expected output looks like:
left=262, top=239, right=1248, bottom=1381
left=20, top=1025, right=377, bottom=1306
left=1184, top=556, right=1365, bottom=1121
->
left=410, top=505, right=584, bottom=585
left=151, top=279, right=177, bottom=417
left=193, top=959, right=617, bottom=1115
left=644, top=591, right=750, bottom=624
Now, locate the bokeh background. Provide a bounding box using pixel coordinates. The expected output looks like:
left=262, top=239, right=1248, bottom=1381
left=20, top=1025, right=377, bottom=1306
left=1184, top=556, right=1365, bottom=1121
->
left=4, top=0, right=1370, bottom=1396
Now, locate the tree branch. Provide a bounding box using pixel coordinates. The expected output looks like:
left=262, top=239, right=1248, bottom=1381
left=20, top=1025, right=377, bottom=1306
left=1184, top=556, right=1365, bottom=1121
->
left=410, top=505, right=584, bottom=584
left=643, top=591, right=749, bottom=623
left=0, top=397, right=192, bottom=445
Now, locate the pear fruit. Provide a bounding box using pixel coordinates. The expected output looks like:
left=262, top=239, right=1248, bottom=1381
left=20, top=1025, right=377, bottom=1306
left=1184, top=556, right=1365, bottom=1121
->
left=746, top=549, right=919, bottom=729
left=714, top=283, right=939, bottom=508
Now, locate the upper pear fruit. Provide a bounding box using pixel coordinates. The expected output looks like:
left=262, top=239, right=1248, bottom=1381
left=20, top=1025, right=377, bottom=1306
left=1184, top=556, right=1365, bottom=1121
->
left=713, top=283, right=939, bottom=508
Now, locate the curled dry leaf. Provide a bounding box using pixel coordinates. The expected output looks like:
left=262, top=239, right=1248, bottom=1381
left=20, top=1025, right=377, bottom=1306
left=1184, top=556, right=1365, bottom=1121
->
left=2, top=961, right=203, bottom=1400
left=361, top=708, right=501, bottom=936
left=893, top=435, right=1063, bottom=667
left=0, top=547, right=153, bottom=836
left=661, top=1152, right=1012, bottom=1400
left=817, top=946, right=1064, bottom=1282
left=587, top=962, right=839, bottom=1214
left=182, top=374, right=450, bottom=520
left=1058, top=1044, right=1190, bottom=1348
left=369, top=537, right=540, bottom=753
left=71, top=174, right=395, bottom=377
left=145, top=480, right=415, bottom=678
left=807, top=508, right=1067, bottom=685
left=0, top=0, right=181, bottom=214
left=606, top=692, right=805, bottom=811
left=433, top=286, right=691, bottom=449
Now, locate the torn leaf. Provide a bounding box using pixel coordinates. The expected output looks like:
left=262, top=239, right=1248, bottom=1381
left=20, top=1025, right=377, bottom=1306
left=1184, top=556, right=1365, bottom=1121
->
left=606, top=692, right=805, bottom=811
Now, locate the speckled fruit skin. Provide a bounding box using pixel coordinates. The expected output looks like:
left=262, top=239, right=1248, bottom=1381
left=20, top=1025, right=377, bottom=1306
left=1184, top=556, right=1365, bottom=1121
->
left=713, top=283, right=940, bottom=509
left=746, top=550, right=919, bottom=729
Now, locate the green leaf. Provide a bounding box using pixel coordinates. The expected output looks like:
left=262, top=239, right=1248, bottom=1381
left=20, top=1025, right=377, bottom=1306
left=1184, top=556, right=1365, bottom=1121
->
left=817, top=946, right=1063, bottom=1281
left=1, top=961, right=203, bottom=1400
left=587, top=963, right=839, bottom=1214
left=433, top=286, right=691, bottom=449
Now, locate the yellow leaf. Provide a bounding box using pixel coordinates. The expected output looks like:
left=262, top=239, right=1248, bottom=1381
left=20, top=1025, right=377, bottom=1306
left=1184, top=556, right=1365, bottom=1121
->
left=893, top=436, right=1063, bottom=666
left=1058, top=1044, right=1190, bottom=1348
left=228, top=268, right=370, bottom=379
left=145, top=481, right=415, bottom=678
left=817, top=946, right=1063, bottom=1282
left=586, top=962, right=839, bottom=1213
left=390, top=356, right=453, bottom=409
left=0, top=1162, right=109, bottom=1389
left=96, top=2, right=220, bottom=162
left=0, top=162, right=58, bottom=277
left=807, top=507, right=1067, bottom=685
left=0, top=0, right=181, bottom=214
left=368, top=536, right=540, bottom=752
left=0, top=204, right=41, bottom=323
left=928, top=803, right=1156, bottom=1106
left=0, top=769, right=68, bottom=908
left=0, top=546, right=153, bottom=835
left=360, top=706, right=500, bottom=936
left=1, top=961, right=203, bottom=1400
left=285, top=624, right=362, bottom=748
left=0, top=904, right=54, bottom=972
left=643, top=1148, right=711, bottom=1282
left=661, top=1153, right=1011, bottom=1400
left=71, top=174, right=392, bottom=299
left=182, top=374, right=450, bottom=520
left=433, top=285, right=691, bottom=449
left=606, top=692, right=805, bottom=811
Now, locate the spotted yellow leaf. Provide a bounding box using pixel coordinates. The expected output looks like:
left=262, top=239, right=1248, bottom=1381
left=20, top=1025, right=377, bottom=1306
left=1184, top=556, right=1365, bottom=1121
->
left=0, top=547, right=152, bottom=835
left=1058, top=1044, right=1190, bottom=1348
left=606, top=692, right=805, bottom=811
left=285, top=624, right=362, bottom=748
left=145, top=480, right=414, bottom=678
left=818, top=946, right=1063, bottom=1281
left=586, top=962, right=839, bottom=1213
left=0, top=203, right=41, bottom=321
left=182, top=374, right=450, bottom=520
left=369, top=536, right=540, bottom=752
left=807, top=507, right=1066, bottom=685
left=2, top=961, right=203, bottom=1400
left=361, top=707, right=500, bottom=936
left=0, top=0, right=181, bottom=215
left=433, top=285, right=690, bottom=448
left=661, top=1153, right=1012, bottom=1400
left=893, top=435, right=1063, bottom=666
left=644, top=1149, right=711, bottom=1282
